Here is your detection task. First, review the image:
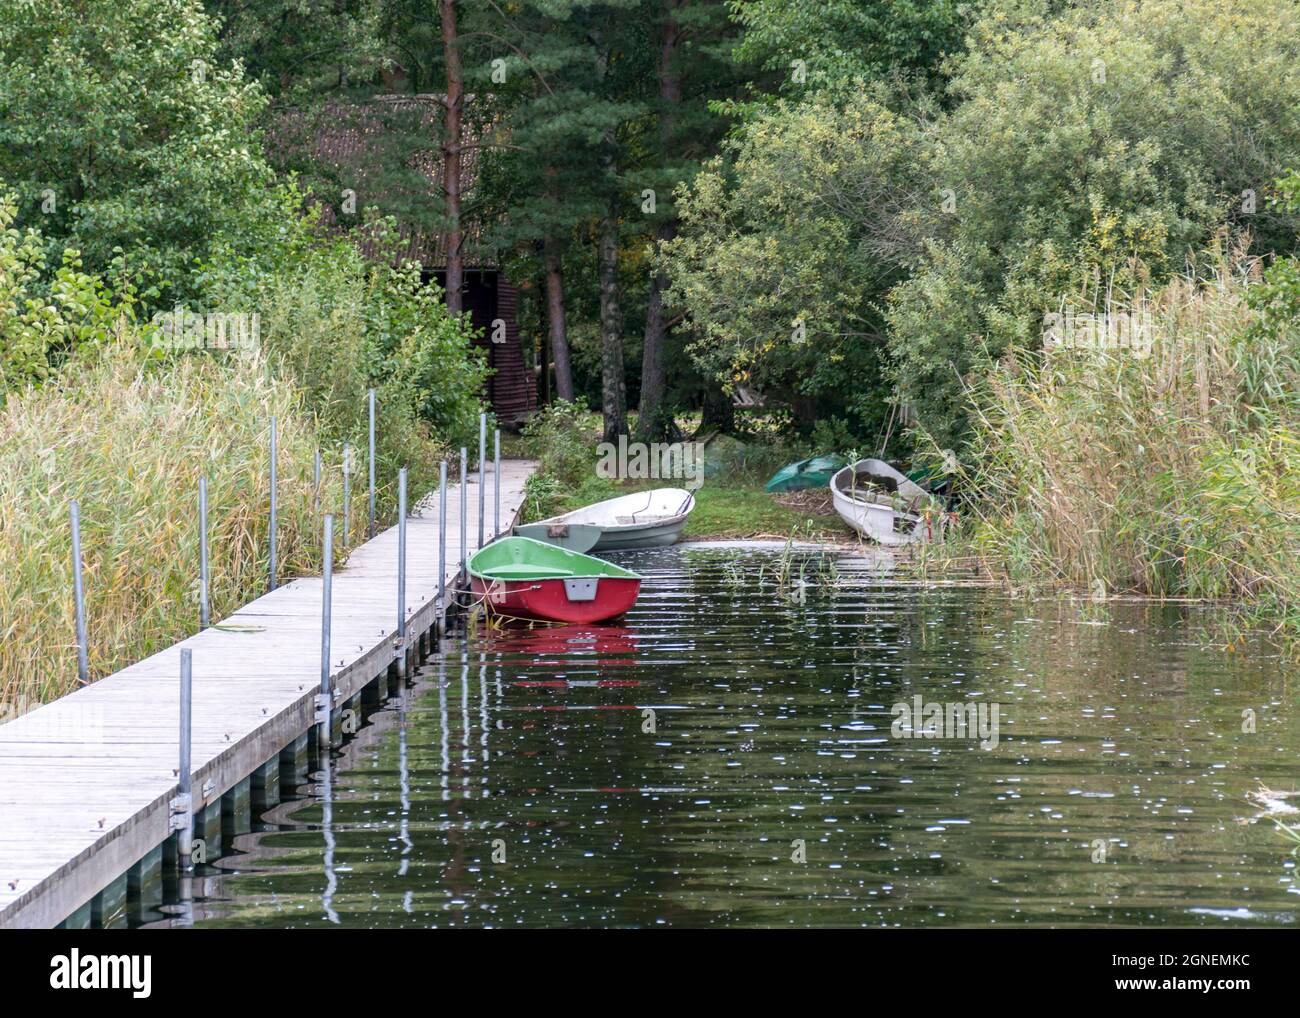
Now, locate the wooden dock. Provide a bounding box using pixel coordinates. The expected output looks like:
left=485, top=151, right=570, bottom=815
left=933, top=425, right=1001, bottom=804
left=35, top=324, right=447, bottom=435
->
left=0, top=459, right=535, bottom=928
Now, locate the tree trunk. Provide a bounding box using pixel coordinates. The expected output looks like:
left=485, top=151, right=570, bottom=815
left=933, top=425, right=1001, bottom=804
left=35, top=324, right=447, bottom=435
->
left=700, top=383, right=734, bottom=435
left=536, top=272, right=552, bottom=406
left=440, top=0, right=464, bottom=315
left=637, top=7, right=683, bottom=443
left=544, top=242, right=574, bottom=401
left=638, top=225, right=674, bottom=442
left=598, top=199, right=626, bottom=443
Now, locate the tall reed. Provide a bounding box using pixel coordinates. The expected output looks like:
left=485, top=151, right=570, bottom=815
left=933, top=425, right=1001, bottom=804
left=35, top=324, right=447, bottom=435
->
left=0, top=342, right=343, bottom=709
left=963, top=251, right=1300, bottom=641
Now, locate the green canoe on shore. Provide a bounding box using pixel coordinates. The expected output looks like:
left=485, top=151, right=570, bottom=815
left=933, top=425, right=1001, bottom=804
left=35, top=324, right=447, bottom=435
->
left=764, top=454, right=848, bottom=493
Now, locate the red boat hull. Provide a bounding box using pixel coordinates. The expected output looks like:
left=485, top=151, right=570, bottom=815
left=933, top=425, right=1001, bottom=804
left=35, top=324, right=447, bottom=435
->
left=471, top=575, right=642, bottom=624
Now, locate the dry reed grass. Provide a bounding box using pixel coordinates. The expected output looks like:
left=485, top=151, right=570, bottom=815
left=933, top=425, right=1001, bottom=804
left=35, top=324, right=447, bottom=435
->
left=962, top=252, right=1300, bottom=642
left=0, top=342, right=343, bottom=710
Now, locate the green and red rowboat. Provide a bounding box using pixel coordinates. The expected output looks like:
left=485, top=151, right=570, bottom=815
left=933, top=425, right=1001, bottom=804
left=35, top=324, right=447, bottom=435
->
left=467, top=536, right=643, bottom=624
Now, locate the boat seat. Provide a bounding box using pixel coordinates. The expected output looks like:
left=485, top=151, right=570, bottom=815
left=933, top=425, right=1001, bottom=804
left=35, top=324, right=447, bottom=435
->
left=480, top=564, right=575, bottom=578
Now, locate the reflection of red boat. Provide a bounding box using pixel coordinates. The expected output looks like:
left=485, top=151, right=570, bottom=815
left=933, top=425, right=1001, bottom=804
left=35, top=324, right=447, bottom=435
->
left=468, top=537, right=642, bottom=624
left=492, top=625, right=641, bottom=666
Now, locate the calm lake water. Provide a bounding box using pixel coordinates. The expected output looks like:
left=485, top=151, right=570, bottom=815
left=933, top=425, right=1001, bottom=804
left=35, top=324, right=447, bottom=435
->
left=150, top=544, right=1298, bottom=928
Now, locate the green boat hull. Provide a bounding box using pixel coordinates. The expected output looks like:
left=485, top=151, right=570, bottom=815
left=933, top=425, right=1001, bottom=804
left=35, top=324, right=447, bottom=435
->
left=764, top=454, right=848, bottom=493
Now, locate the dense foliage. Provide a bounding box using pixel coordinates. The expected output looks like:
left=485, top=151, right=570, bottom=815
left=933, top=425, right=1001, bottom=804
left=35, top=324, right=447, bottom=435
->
left=887, top=0, right=1300, bottom=448
left=0, top=193, right=143, bottom=394
left=663, top=94, right=924, bottom=437
left=0, top=0, right=274, bottom=292
left=731, top=0, right=976, bottom=90
left=666, top=0, right=1300, bottom=450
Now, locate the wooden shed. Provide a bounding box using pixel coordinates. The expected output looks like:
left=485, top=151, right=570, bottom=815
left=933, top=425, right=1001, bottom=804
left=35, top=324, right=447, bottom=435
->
left=280, top=96, right=538, bottom=426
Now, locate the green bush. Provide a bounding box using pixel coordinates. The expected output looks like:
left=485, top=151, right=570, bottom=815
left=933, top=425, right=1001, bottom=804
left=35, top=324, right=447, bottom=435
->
left=197, top=194, right=489, bottom=504
left=0, top=191, right=144, bottom=396
left=663, top=94, right=922, bottom=440
left=887, top=0, right=1300, bottom=448
left=519, top=399, right=602, bottom=488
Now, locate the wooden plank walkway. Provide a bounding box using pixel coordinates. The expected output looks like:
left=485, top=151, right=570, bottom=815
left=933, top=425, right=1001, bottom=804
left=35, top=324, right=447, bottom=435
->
left=0, top=458, right=536, bottom=928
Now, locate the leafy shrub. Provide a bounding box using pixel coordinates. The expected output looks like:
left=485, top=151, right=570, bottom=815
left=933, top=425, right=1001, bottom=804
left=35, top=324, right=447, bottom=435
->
left=0, top=192, right=144, bottom=396
left=663, top=94, right=922, bottom=441
left=519, top=399, right=602, bottom=488
left=198, top=195, right=488, bottom=503
left=365, top=262, right=488, bottom=452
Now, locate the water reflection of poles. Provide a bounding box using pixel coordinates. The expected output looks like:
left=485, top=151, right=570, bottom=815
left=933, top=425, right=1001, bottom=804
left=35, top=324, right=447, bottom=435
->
left=460, top=648, right=472, bottom=769
left=438, top=652, right=450, bottom=804
left=320, top=753, right=340, bottom=925
left=479, top=649, right=489, bottom=765
left=445, top=647, right=471, bottom=927
left=173, top=874, right=194, bottom=929
left=398, top=681, right=412, bottom=879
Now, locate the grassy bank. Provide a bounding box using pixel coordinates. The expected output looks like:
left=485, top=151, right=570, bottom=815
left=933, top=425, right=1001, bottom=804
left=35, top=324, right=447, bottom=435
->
left=515, top=402, right=853, bottom=541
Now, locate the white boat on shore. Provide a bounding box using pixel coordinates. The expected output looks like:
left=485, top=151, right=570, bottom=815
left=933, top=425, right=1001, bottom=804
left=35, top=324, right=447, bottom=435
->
left=514, top=487, right=696, bottom=553
left=830, top=459, right=939, bottom=546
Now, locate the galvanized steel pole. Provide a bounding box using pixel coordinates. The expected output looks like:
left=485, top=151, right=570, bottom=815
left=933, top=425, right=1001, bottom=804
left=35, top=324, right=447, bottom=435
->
left=69, top=500, right=89, bottom=686
left=342, top=443, right=351, bottom=546
left=397, top=467, right=407, bottom=643
left=478, top=413, right=486, bottom=549
left=368, top=388, right=376, bottom=539
left=319, top=514, right=334, bottom=752
left=438, top=461, right=448, bottom=611
left=268, top=415, right=278, bottom=592
left=178, top=647, right=193, bottom=872
left=459, top=447, right=468, bottom=582
left=198, top=477, right=210, bottom=630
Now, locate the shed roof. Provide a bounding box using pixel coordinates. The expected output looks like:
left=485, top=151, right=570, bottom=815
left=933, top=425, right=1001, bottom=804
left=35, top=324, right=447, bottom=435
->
left=274, top=94, right=498, bottom=269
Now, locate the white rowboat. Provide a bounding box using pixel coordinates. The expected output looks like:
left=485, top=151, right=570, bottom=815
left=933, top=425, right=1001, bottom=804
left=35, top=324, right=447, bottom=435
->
left=830, top=459, right=937, bottom=546
left=514, top=487, right=696, bottom=553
